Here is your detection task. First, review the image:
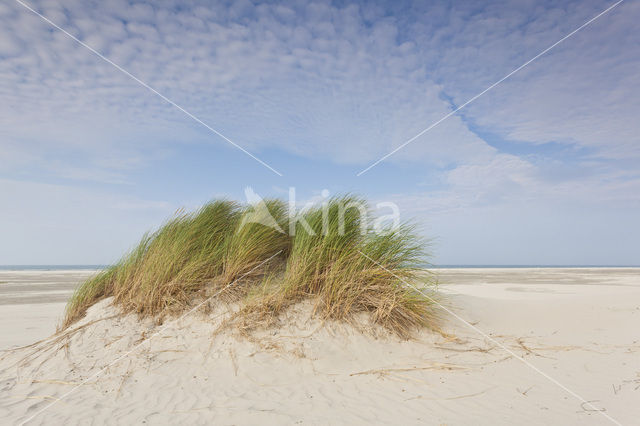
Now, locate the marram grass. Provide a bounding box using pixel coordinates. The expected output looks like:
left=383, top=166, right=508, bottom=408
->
left=63, top=196, right=438, bottom=337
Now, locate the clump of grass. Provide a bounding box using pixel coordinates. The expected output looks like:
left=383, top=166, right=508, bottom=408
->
left=63, top=195, right=438, bottom=337
left=63, top=266, right=119, bottom=327
left=235, top=196, right=436, bottom=337
left=222, top=199, right=289, bottom=283
left=64, top=201, right=245, bottom=326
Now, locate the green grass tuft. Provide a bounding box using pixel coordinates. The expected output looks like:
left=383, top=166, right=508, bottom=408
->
left=63, top=195, right=438, bottom=337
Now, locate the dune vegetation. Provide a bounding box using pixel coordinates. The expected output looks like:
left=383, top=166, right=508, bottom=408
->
left=63, top=196, right=438, bottom=337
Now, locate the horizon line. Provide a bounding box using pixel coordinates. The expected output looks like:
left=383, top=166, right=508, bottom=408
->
left=1, top=264, right=639, bottom=269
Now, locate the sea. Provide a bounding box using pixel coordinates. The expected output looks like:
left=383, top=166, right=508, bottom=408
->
left=1, top=264, right=637, bottom=271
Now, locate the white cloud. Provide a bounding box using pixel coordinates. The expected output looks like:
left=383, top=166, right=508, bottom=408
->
left=1, top=0, right=638, bottom=264
left=415, top=0, right=640, bottom=160
left=4, top=0, right=633, bottom=177
left=0, top=0, right=498, bottom=173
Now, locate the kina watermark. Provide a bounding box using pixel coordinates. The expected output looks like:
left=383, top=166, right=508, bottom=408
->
left=240, top=187, right=401, bottom=236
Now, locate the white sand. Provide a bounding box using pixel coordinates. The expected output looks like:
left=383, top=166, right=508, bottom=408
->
left=1, top=268, right=638, bottom=425
left=0, top=270, right=98, bottom=349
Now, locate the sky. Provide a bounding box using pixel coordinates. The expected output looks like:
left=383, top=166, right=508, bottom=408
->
left=1, top=0, right=639, bottom=265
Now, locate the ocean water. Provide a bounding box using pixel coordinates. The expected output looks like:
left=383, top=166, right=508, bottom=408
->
left=0, top=265, right=106, bottom=271
left=1, top=264, right=637, bottom=271
left=433, top=264, right=639, bottom=268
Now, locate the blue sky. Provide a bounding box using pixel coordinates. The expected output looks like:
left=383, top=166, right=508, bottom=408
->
left=1, top=0, right=638, bottom=265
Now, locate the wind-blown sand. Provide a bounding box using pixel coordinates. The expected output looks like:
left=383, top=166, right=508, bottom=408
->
left=1, top=268, right=638, bottom=425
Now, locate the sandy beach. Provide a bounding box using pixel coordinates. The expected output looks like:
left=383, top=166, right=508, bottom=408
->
left=1, top=268, right=638, bottom=425
left=3, top=0, right=639, bottom=424
left=0, top=270, right=99, bottom=350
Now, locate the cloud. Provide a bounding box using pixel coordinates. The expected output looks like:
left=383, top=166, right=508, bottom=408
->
left=413, top=0, right=640, bottom=161
left=1, top=0, right=638, bottom=264
left=4, top=1, right=634, bottom=175
left=0, top=0, right=498, bottom=174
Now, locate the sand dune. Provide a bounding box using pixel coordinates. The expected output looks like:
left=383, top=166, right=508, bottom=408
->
left=1, top=268, right=638, bottom=425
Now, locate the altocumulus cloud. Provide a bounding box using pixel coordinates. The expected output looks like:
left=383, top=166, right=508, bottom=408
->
left=0, top=0, right=638, bottom=264
left=0, top=0, right=493, bottom=173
